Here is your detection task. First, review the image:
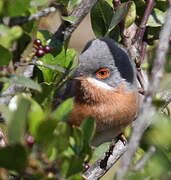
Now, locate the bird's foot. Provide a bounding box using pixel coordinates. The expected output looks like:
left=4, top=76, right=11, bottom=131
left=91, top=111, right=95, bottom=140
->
left=116, top=133, right=127, bottom=146
left=83, top=161, right=90, bottom=172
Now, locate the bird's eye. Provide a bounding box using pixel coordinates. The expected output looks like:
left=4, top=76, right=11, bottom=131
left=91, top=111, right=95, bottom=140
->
left=96, top=68, right=110, bottom=79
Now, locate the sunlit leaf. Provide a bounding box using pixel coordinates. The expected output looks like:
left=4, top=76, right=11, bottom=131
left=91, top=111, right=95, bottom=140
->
left=80, top=117, right=96, bottom=143
left=2, top=75, right=42, bottom=92
left=51, top=98, right=74, bottom=121
left=8, top=96, right=31, bottom=144
left=147, top=8, right=165, bottom=27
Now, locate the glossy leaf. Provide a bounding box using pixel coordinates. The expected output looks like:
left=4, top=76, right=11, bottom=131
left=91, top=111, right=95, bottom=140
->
left=147, top=8, right=165, bottom=27
left=91, top=0, right=113, bottom=37
left=107, top=2, right=129, bottom=35
left=0, top=45, right=12, bottom=66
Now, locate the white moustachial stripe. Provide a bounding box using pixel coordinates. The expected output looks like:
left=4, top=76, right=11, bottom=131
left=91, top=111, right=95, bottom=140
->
left=87, top=77, right=114, bottom=90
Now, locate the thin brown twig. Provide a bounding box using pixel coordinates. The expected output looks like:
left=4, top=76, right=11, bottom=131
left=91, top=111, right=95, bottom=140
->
left=116, top=4, right=171, bottom=180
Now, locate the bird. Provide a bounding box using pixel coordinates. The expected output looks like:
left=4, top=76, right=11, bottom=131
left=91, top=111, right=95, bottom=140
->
left=61, top=37, right=139, bottom=146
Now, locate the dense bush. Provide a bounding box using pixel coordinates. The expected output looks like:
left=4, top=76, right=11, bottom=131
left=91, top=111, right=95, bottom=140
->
left=0, top=0, right=171, bottom=179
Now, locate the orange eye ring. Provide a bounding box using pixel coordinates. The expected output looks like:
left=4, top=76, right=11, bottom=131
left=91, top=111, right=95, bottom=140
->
left=96, top=68, right=110, bottom=79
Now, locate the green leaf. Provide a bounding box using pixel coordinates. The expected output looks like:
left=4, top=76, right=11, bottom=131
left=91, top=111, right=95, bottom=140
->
left=147, top=8, right=165, bottom=27
left=0, top=45, right=12, bottom=66
left=105, top=0, right=113, bottom=7
left=0, top=0, right=4, bottom=13
left=124, top=1, right=136, bottom=28
left=90, top=142, right=110, bottom=163
left=8, top=96, right=31, bottom=144
left=0, top=25, right=23, bottom=48
left=52, top=98, right=74, bottom=121
left=65, top=156, right=84, bottom=177
left=106, top=2, right=129, bottom=35
left=2, top=75, right=42, bottom=92
left=36, top=119, right=57, bottom=147
left=30, top=0, right=49, bottom=7
left=68, top=0, right=82, bottom=9
left=0, top=144, right=27, bottom=173
left=80, top=117, right=96, bottom=142
left=54, top=122, right=71, bottom=154
left=27, top=97, right=44, bottom=137
left=91, top=0, right=113, bottom=37
left=6, top=0, right=30, bottom=16
left=62, top=16, right=77, bottom=23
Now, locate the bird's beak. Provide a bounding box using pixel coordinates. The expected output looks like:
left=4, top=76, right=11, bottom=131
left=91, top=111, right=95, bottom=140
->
left=74, top=76, right=85, bottom=81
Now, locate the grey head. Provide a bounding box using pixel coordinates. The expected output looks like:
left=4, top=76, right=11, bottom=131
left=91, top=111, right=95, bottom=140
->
left=60, top=38, right=137, bottom=101
left=74, top=37, right=136, bottom=90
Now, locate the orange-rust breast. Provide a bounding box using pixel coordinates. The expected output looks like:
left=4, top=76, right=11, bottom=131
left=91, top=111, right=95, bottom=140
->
left=69, top=79, right=139, bottom=132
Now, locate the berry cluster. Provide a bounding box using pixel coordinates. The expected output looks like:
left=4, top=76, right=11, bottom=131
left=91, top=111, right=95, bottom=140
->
left=33, top=39, right=52, bottom=57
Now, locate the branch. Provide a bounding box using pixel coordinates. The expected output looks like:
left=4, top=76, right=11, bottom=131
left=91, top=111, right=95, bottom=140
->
left=133, top=0, right=155, bottom=44
left=54, top=0, right=98, bottom=42
left=133, top=146, right=156, bottom=171
left=116, top=4, right=171, bottom=180
left=9, top=7, right=56, bottom=26
left=83, top=140, right=127, bottom=180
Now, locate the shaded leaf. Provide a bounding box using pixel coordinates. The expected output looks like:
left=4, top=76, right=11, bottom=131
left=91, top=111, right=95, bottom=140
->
left=0, top=144, right=27, bottom=173
left=0, top=45, right=12, bottom=66
left=91, top=0, right=113, bottom=37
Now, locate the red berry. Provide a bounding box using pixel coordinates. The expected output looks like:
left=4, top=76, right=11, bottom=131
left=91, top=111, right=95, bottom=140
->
left=34, top=39, right=42, bottom=46
left=36, top=45, right=44, bottom=50
left=43, top=45, right=52, bottom=53
left=35, top=49, right=45, bottom=57
left=26, top=135, right=35, bottom=148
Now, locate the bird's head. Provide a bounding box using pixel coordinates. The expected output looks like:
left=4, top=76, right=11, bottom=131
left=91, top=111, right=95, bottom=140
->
left=74, top=38, right=136, bottom=95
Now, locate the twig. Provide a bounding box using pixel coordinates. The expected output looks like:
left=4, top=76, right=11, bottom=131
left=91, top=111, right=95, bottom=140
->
left=83, top=140, right=127, bottom=180
left=133, top=0, right=155, bottom=44
left=54, top=0, right=98, bottom=42
left=9, top=7, right=56, bottom=26
left=116, top=4, right=171, bottom=180
left=133, top=146, right=156, bottom=171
